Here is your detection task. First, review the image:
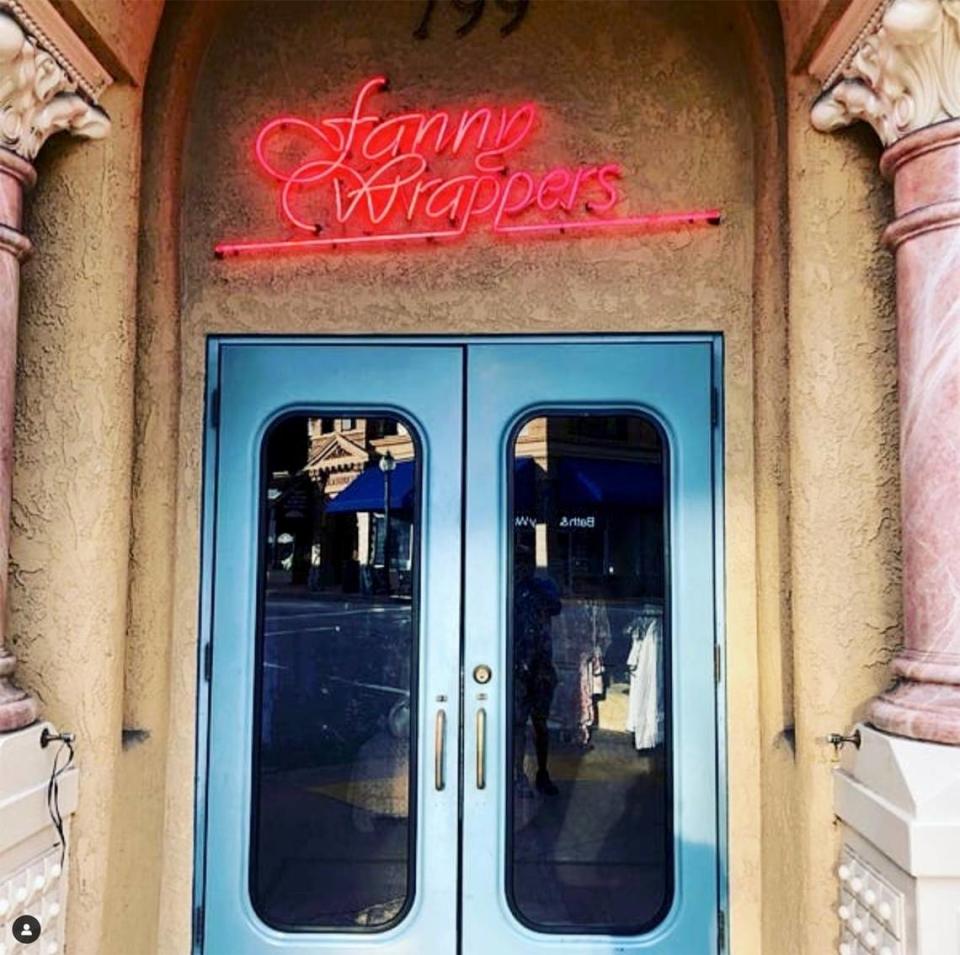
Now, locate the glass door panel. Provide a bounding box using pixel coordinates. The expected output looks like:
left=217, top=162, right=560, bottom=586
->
left=253, top=414, right=420, bottom=932
left=462, top=341, right=720, bottom=955
left=507, top=413, right=672, bottom=934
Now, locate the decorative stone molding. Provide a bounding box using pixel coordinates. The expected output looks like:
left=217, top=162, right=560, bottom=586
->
left=811, top=0, right=960, bottom=146
left=0, top=8, right=109, bottom=161
left=0, top=221, right=30, bottom=258
left=808, top=0, right=891, bottom=90
left=0, top=0, right=112, bottom=99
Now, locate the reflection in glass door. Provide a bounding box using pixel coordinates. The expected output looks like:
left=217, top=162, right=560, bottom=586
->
left=507, top=414, right=672, bottom=934
left=252, top=415, right=420, bottom=931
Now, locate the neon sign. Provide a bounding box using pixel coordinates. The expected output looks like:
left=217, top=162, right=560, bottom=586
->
left=215, top=76, right=720, bottom=257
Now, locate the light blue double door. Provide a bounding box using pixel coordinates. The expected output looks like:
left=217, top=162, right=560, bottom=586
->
left=199, top=338, right=723, bottom=955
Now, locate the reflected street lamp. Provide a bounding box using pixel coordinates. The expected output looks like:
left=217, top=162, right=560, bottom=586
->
left=379, top=451, right=396, bottom=594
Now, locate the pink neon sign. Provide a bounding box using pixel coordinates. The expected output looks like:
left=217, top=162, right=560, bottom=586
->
left=215, top=76, right=721, bottom=257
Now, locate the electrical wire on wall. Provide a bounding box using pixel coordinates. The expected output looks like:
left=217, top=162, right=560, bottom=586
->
left=40, top=728, right=75, bottom=866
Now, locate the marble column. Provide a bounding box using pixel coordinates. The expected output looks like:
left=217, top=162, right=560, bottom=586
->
left=813, top=0, right=960, bottom=744
left=869, top=121, right=960, bottom=743
left=0, top=8, right=110, bottom=731
left=0, top=147, right=34, bottom=731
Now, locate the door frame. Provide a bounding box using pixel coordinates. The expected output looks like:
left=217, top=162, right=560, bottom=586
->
left=193, top=333, right=727, bottom=953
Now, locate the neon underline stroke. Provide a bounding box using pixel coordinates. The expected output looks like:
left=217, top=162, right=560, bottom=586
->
left=214, top=209, right=722, bottom=257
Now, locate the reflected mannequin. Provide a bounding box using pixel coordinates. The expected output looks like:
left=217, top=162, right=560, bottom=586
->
left=512, top=544, right=563, bottom=796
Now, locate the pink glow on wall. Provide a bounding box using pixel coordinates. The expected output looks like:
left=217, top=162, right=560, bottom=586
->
left=215, top=75, right=721, bottom=257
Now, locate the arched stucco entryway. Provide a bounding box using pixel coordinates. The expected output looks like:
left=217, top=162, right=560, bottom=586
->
left=3, top=3, right=902, bottom=954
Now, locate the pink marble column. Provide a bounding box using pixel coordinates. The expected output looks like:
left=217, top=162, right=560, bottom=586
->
left=0, top=147, right=37, bottom=732
left=869, top=119, right=960, bottom=744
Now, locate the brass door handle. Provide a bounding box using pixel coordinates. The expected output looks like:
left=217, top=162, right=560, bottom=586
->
left=435, top=708, right=446, bottom=791
left=476, top=707, right=487, bottom=790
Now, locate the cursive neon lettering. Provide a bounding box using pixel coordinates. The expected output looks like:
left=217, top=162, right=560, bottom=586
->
left=216, top=76, right=722, bottom=257
left=467, top=175, right=503, bottom=220
left=476, top=104, right=537, bottom=171
left=363, top=113, right=418, bottom=161
left=494, top=171, right=536, bottom=226
left=562, top=166, right=596, bottom=212
left=590, top=164, right=622, bottom=214
left=536, top=168, right=572, bottom=212
left=424, top=174, right=476, bottom=223
left=340, top=75, right=387, bottom=160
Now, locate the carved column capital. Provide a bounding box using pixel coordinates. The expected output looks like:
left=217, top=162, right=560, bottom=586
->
left=811, top=0, right=960, bottom=146
left=0, top=6, right=109, bottom=161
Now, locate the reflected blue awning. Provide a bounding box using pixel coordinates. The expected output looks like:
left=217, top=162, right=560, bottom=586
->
left=325, top=461, right=416, bottom=513
left=513, top=456, right=540, bottom=514
left=558, top=457, right=663, bottom=508
left=327, top=456, right=661, bottom=515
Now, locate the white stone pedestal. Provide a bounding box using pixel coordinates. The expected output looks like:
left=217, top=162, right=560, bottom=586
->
left=834, top=723, right=960, bottom=955
left=0, top=722, right=78, bottom=955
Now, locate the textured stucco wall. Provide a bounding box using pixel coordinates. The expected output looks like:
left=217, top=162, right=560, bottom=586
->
left=782, top=85, right=900, bottom=955
left=778, top=0, right=845, bottom=73
left=101, top=7, right=225, bottom=953
left=10, top=80, right=143, bottom=955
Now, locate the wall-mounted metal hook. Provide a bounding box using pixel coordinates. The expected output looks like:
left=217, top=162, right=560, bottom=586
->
left=40, top=728, right=75, bottom=748
left=826, top=729, right=861, bottom=753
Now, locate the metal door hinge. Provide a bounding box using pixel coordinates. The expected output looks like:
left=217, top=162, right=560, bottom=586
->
left=714, top=645, right=722, bottom=685
left=203, top=642, right=213, bottom=683
left=208, top=388, right=220, bottom=430
left=718, top=909, right=726, bottom=950
left=194, top=904, right=205, bottom=948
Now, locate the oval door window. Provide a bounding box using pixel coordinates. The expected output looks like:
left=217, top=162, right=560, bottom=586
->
left=250, top=414, right=420, bottom=932
left=507, top=412, right=672, bottom=934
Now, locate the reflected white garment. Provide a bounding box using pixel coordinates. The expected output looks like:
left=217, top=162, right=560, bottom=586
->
left=625, top=612, right=663, bottom=750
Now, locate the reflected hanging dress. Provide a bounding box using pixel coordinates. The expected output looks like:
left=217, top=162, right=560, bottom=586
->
left=552, top=598, right=611, bottom=743
left=625, top=613, right=664, bottom=750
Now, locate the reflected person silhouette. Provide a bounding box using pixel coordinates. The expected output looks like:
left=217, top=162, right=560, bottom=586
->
left=513, top=544, right=562, bottom=797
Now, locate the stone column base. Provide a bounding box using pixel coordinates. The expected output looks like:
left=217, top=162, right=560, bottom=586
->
left=0, top=649, right=38, bottom=732
left=869, top=678, right=960, bottom=746
left=834, top=723, right=960, bottom=955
